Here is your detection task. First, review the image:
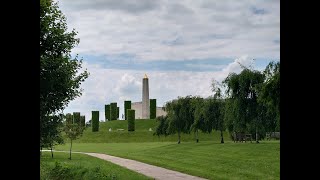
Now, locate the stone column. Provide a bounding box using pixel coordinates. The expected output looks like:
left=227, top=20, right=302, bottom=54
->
left=142, top=74, right=149, bottom=119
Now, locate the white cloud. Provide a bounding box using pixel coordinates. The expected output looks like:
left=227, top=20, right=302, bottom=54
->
left=64, top=56, right=259, bottom=121
left=57, top=0, right=279, bottom=61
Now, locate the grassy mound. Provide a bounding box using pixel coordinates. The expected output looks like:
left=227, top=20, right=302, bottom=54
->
left=70, top=119, right=231, bottom=143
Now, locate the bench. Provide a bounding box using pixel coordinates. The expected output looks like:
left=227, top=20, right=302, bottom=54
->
left=233, top=132, right=252, bottom=143
left=266, top=132, right=280, bottom=140
left=117, top=129, right=124, bottom=131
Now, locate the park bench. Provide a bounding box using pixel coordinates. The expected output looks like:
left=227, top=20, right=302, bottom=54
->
left=117, top=129, right=124, bottom=131
left=233, top=132, right=252, bottom=143
left=266, top=132, right=280, bottom=140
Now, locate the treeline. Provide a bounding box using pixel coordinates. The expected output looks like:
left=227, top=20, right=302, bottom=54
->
left=154, top=61, right=280, bottom=144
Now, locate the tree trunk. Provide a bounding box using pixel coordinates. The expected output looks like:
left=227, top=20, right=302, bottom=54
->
left=220, top=130, right=224, bottom=143
left=196, top=129, right=199, bottom=143
left=256, top=127, right=259, bottom=143
left=50, top=144, right=53, bottom=158
left=178, top=131, right=181, bottom=144
left=69, top=139, right=73, bottom=160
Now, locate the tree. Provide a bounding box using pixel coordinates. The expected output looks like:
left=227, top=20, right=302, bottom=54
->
left=40, top=0, right=89, bottom=149
left=166, top=96, right=194, bottom=144
left=210, top=80, right=226, bottom=143
left=190, top=97, right=205, bottom=143
left=64, top=120, right=84, bottom=160
left=154, top=115, right=169, bottom=137
left=258, top=61, right=280, bottom=132
left=223, top=67, right=265, bottom=143
left=41, top=115, right=64, bottom=158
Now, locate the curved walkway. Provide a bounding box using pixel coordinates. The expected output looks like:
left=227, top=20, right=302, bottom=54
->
left=42, top=150, right=207, bottom=180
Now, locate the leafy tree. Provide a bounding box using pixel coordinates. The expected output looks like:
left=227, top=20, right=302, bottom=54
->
left=64, top=121, right=84, bottom=160
left=166, top=96, right=194, bottom=144
left=258, top=61, right=280, bottom=132
left=223, top=67, right=265, bottom=143
left=190, top=97, right=205, bottom=143
left=40, top=0, right=89, bottom=149
left=41, top=115, right=64, bottom=158
left=153, top=115, right=169, bottom=137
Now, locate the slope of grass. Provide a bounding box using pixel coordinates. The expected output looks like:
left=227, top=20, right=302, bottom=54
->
left=56, top=141, right=280, bottom=180
left=40, top=151, right=151, bottom=180
left=71, top=119, right=231, bottom=143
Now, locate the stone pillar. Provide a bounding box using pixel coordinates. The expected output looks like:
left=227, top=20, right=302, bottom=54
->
left=142, top=74, right=149, bottom=119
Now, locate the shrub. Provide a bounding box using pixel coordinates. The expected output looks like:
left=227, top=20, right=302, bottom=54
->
left=92, top=111, right=99, bottom=132
left=127, top=109, right=135, bottom=131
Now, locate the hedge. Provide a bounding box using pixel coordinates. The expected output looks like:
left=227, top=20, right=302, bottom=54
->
left=73, top=112, right=81, bottom=125
left=110, top=102, right=117, bottom=120
left=150, top=99, right=156, bottom=119
left=105, top=104, right=110, bottom=121
left=92, top=111, right=99, bottom=132
left=127, top=109, right=135, bottom=131
left=124, top=101, right=131, bottom=120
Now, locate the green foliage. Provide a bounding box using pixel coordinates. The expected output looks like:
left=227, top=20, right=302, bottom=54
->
left=80, top=115, right=85, bottom=127
left=40, top=152, right=151, bottom=180
left=154, top=116, right=169, bottom=137
left=127, top=109, right=135, bottom=131
left=40, top=0, right=89, bottom=149
left=64, top=117, right=85, bottom=159
left=41, top=115, right=64, bottom=151
left=65, top=113, right=73, bottom=125
left=92, top=111, right=100, bottom=132
left=110, top=103, right=117, bottom=120
left=223, top=68, right=265, bottom=134
left=73, top=112, right=80, bottom=125
left=258, top=61, right=280, bottom=131
left=117, top=107, right=120, bottom=120
left=124, top=101, right=131, bottom=120
left=165, top=96, right=195, bottom=143
left=105, top=104, right=110, bottom=121
left=150, top=99, right=156, bottom=119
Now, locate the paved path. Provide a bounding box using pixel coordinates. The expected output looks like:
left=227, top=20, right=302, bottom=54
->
left=42, top=150, right=207, bottom=180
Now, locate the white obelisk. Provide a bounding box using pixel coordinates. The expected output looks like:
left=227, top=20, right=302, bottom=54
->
left=142, top=74, right=149, bottom=119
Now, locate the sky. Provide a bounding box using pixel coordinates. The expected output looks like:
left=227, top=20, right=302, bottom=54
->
left=57, top=0, right=280, bottom=121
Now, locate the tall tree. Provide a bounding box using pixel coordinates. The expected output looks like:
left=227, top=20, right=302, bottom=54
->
left=258, top=61, right=280, bottom=132
left=190, top=97, right=205, bottom=143
left=40, top=0, right=89, bottom=149
left=166, top=96, right=194, bottom=144
left=223, top=67, right=265, bottom=143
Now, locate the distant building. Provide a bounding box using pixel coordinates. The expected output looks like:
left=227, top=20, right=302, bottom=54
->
left=131, top=74, right=167, bottom=119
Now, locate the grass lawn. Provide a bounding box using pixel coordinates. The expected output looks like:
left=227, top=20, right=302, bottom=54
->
left=40, top=151, right=152, bottom=180
left=55, top=141, right=280, bottom=180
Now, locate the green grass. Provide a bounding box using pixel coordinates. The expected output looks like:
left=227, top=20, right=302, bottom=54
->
left=40, top=151, right=151, bottom=180
left=56, top=141, right=280, bottom=180
left=71, top=119, right=231, bottom=143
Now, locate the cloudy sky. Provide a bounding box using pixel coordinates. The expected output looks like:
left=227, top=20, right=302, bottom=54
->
left=57, top=0, right=280, bottom=121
